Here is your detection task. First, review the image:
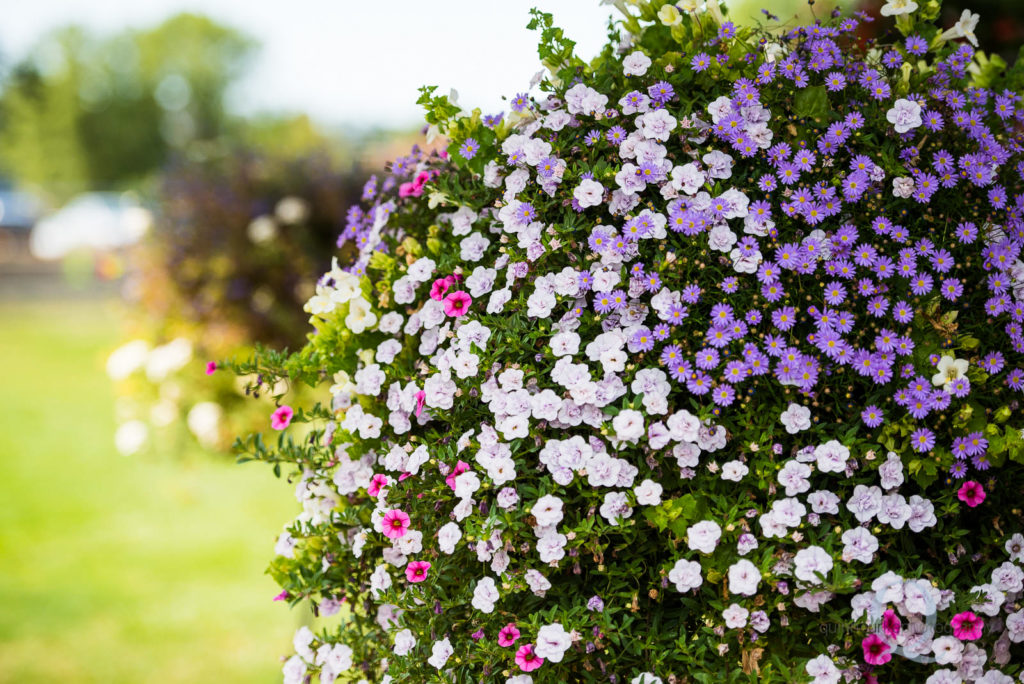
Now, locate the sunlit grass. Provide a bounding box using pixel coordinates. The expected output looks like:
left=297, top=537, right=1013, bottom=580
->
left=0, top=298, right=300, bottom=683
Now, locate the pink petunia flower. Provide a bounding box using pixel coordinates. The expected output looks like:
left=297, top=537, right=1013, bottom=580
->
left=443, top=290, right=472, bottom=317
left=367, top=473, right=388, bottom=497
left=498, top=623, right=521, bottom=647
left=957, top=480, right=986, bottom=507
left=414, top=390, right=427, bottom=417
left=430, top=278, right=450, bottom=301
left=382, top=509, right=411, bottom=539
left=861, top=633, right=891, bottom=666
left=398, top=171, right=431, bottom=198
left=514, top=643, right=544, bottom=672
left=405, top=560, right=431, bottom=583
left=205, top=361, right=217, bottom=375
left=271, top=405, right=294, bottom=430
left=951, top=611, right=984, bottom=640
left=882, top=609, right=901, bottom=639
left=445, top=460, right=470, bottom=490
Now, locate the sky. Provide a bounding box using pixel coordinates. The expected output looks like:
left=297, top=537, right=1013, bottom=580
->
left=0, top=0, right=617, bottom=129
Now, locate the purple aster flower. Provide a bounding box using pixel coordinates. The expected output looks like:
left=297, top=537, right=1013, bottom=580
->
left=771, top=307, right=797, bottom=331
left=825, top=71, right=846, bottom=91
left=691, top=52, right=711, bottom=72
left=940, top=278, right=963, bottom=301
left=758, top=174, right=778, bottom=192
left=972, top=454, right=992, bottom=471
left=660, top=344, right=682, bottom=366
left=949, top=461, right=968, bottom=478
left=823, top=281, right=847, bottom=305
left=686, top=370, right=712, bottom=395
left=762, top=282, right=785, bottom=302
left=861, top=405, right=884, bottom=427
left=1005, top=368, right=1024, bottom=390
left=667, top=305, right=689, bottom=325
left=668, top=358, right=692, bottom=383
left=510, top=92, right=530, bottom=112
left=956, top=222, right=978, bottom=243
left=910, top=273, right=934, bottom=296
left=631, top=327, right=655, bottom=351
left=647, top=81, right=675, bottom=104
left=906, top=35, right=927, bottom=55
left=696, top=347, right=721, bottom=370
left=710, top=303, right=735, bottom=326
left=882, top=50, right=903, bottom=68
left=712, top=384, right=736, bottom=406
left=652, top=323, right=671, bottom=341
left=981, top=352, right=1005, bottom=374
left=606, top=126, right=627, bottom=144
left=458, top=138, right=480, bottom=160
left=723, top=360, right=748, bottom=384
left=950, top=377, right=971, bottom=397
left=593, top=292, right=615, bottom=314
left=911, top=427, right=936, bottom=453
left=964, top=432, right=989, bottom=456
left=680, top=284, right=702, bottom=304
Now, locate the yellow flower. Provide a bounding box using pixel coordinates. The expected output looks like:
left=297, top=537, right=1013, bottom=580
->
left=658, top=4, right=682, bottom=25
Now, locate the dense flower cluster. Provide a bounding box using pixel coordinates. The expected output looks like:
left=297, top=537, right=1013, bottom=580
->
left=232, top=1, right=1024, bottom=681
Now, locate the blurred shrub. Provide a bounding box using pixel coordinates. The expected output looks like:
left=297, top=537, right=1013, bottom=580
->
left=109, top=147, right=368, bottom=456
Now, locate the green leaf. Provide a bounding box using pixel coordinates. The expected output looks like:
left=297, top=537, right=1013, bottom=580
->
left=643, top=494, right=699, bottom=535
left=793, top=85, right=829, bottom=119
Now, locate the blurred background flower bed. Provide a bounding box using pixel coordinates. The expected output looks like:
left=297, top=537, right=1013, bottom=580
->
left=108, top=146, right=368, bottom=458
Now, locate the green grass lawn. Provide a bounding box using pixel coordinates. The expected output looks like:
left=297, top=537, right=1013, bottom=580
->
left=0, top=298, right=299, bottom=683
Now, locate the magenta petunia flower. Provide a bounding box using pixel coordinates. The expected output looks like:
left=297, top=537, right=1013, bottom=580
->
left=498, top=623, right=521, bottom=647
left=270, top=405, right=294, bottom=430
left=951, top=611, right=984, bottom=640
left=445, top=460, right=470, bottom=490
left=514, top=643, right=544, bottom=672
left=957, top=480, right=986, bottom=508
left=405, top=560, right=431, bottom=583
left=430, top=278, right=450, bottom=301
left=881, top=609, right=901, bottom=639
left=861, top=633, right=891, bottom=666
left=414, top=390, right=427, bottom=417
left=205, top=361, right=217, bottom=375
left=443, top=290, right=472, bottom=317
left=382, top=509, right=411, bottom=539
left=367, top=473, right=388, bottom=497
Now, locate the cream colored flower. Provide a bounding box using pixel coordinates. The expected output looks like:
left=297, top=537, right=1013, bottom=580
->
left=932, top=355, right=969, bottom=391
left=658, top=4, right=682, bottom=25
left=939, top=10, right=980, bottom=47
left=880, top=0, right=918, bottom=16
left=345, top=298, right=377, bottom=334
left=330, top=370, right=355, bottom=396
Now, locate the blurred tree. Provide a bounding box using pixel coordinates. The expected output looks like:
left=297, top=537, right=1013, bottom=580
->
left=0, top=14, right=255, bottom=202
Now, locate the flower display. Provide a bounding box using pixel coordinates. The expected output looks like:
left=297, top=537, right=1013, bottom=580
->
left=231, top=1, right=1024, bottom=682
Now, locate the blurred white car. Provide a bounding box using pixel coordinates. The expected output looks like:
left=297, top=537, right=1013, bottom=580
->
left=30, top=192, right=151, bottom=260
